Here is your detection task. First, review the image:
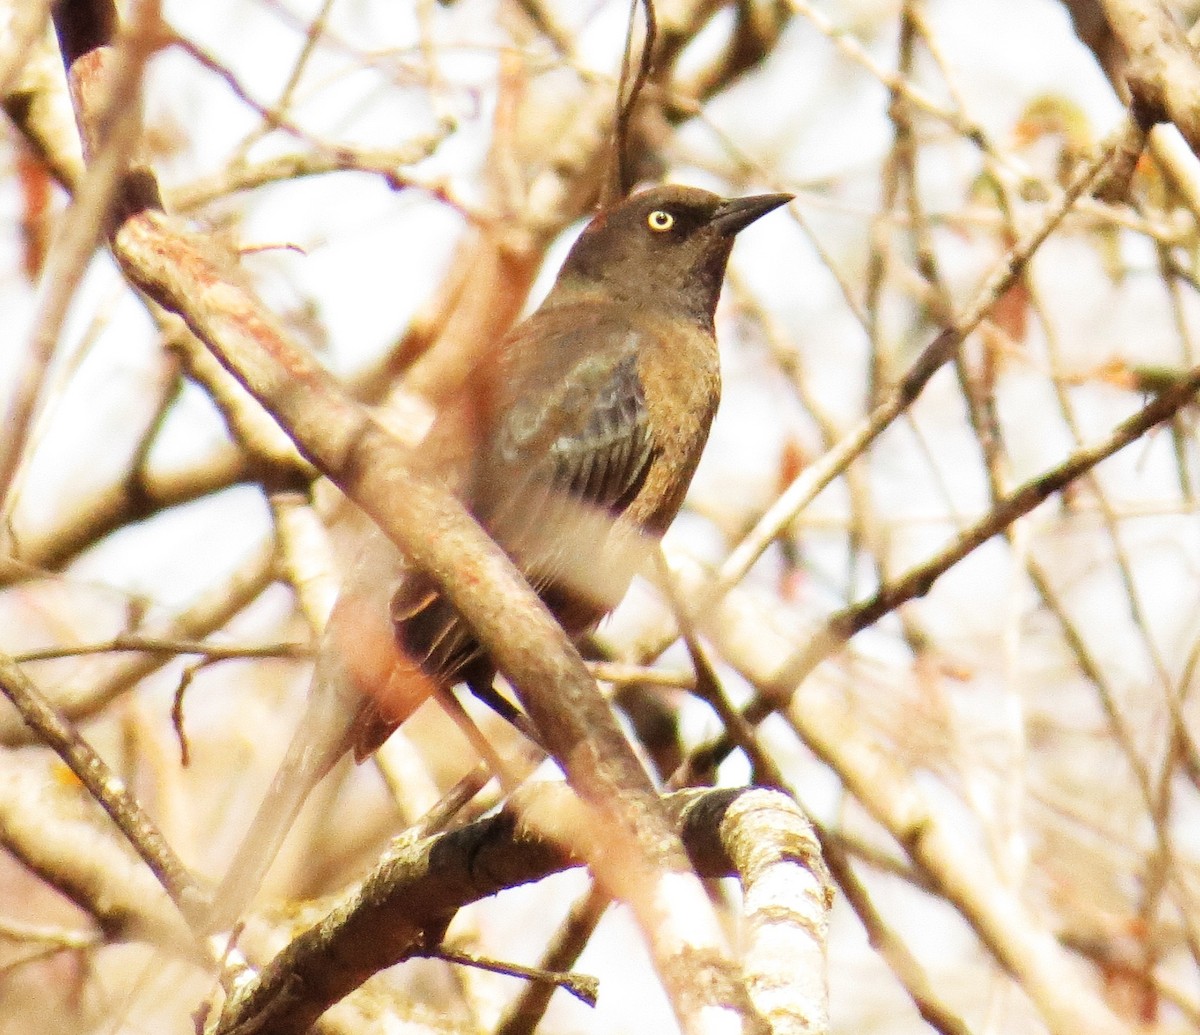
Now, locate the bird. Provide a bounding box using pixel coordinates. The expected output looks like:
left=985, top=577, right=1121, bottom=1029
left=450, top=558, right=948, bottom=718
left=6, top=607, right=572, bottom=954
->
left=353, top=183, right=793, bottom=755
left=207, top=183, right=791, bottom=930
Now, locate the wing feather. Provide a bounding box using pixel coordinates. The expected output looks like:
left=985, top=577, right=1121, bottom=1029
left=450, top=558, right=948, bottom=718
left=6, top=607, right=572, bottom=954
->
left=385, top=312, right=661, bottom=735
left=492, top=338, right=655, bottom=515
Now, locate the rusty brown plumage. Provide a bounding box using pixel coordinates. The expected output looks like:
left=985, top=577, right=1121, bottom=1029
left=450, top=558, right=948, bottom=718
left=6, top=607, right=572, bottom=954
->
left=353, top=184, right=792, bottom=756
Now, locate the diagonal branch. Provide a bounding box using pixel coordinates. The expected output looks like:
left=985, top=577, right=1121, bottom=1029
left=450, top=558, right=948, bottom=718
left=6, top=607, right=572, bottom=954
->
left=48, top=1, right=773, bottom=1031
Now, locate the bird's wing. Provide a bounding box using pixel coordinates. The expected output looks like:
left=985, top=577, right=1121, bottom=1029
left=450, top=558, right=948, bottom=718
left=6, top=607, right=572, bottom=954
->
left=546, top=345, right=655, bottom=509
left=486, top=323, right=656, bottom=519
left=382, top=317, right=659, bottom=745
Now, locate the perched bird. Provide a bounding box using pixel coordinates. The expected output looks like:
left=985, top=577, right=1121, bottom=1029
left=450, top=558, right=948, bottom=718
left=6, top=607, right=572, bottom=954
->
left=209, top=184, right=791, bottom=929
left=354, top=183, right=793, bottom=754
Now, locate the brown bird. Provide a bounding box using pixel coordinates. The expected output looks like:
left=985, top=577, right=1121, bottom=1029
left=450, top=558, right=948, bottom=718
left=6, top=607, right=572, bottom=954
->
left=355, top=183, right=793, bottom=754
left=209, top=184, right=791, bottom=928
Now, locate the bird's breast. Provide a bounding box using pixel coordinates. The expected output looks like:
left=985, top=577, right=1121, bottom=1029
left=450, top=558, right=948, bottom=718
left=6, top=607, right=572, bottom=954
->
left=625, top=316, right=721, bottom=534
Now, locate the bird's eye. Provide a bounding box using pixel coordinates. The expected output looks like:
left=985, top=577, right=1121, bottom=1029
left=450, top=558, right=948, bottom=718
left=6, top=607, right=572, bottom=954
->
left=647, top=209, right=675, bottom=232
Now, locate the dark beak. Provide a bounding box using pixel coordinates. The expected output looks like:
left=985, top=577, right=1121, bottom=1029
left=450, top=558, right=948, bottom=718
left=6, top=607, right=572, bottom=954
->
left=711, top=192, right=793, bottom=236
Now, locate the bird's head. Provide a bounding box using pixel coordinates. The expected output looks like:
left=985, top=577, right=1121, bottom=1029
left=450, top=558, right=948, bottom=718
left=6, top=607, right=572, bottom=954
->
left=550, top=184, right=792, bottom=325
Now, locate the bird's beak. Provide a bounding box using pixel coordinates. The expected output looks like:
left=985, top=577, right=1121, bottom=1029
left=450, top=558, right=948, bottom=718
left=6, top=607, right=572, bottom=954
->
left=711, top=192, right=793, bottom=236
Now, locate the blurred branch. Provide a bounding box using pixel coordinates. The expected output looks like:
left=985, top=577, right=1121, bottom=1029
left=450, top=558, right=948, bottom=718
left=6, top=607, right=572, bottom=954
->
left=821, top=835, right=974, bottom=1035
left=674, top=0, right=791, bottom=108
left=903, top=16, right=1200, bottom=955
left=168, top=139, right=453, bottom=211
left=1061, top=0, right=1200, bottom=214
left=51, top=2, right=772, bottom=1032
left=213, top=785, right=827, bottom=1035
left=0, top=750, right=189, bottom=953
left=0, top=542, right=277, bottom=746
left=0, top=653, right=206, bottom=929
left=774, top=358, right=1200, bottom=692
left=0, top=2, right=84, bottom=190
left=606, top=0, right=657, bottom=202
left=0, top=4, right=307, bottom=589
left=665, top=555, right=1132, bottom=1035
left=268, top=490, right=342, bottom=637
left=495, top=882, right=611, bottom=1035
left=160, top=315, right=315, bottom=485
left=1059, top=0, right=1128, bottom=80
left=717, top=789, right=832, bottom=1034
left=706, top=127, right=1122, bottom=615
left=11, top=633, right=309, bottom=664
left=903, top=3, right=1200, bottom=990
left=426, top=946, right=598, bottom=1007
left=787, top=0, right=992, bottom=154
left=0, top=0, right=160, bottom=534
left=0, top=445, right=257, bottom=587
left=1096, top=0, right=1200, bottom=153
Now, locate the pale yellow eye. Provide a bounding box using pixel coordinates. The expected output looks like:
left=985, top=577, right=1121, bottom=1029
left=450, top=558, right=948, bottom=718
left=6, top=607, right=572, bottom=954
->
left=647, top=209, right=675, bottom=232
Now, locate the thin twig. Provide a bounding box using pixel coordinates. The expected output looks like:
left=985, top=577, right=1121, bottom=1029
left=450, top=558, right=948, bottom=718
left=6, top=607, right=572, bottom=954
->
left=0, top=653, right=206, bottom=929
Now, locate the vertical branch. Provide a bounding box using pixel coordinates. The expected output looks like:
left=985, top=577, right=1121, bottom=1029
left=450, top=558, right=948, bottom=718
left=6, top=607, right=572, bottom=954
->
left=604, top=0, right=657, bottom=204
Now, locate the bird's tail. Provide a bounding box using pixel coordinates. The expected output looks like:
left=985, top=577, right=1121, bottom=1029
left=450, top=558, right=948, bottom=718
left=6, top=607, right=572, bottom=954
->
left=204, top=574, right=435, bottom=936
left=203, top=648, right=359, bottom=936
